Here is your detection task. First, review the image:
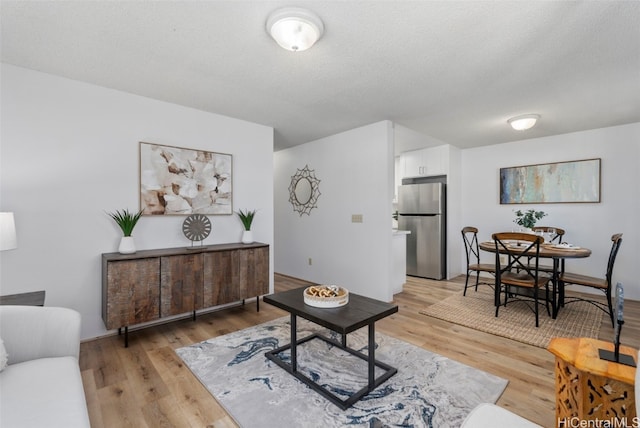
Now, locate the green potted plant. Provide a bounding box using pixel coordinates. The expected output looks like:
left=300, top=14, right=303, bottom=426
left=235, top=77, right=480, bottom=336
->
left=513, top=209, right=546, bottom=230
left=236, top=209, right=256, bottom=244
left=107, top=208, right=143, bottom=254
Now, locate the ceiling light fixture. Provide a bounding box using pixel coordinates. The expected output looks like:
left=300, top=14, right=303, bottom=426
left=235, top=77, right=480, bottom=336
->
left=508, top=114, right=540, bottom=131
left=266, top=7, right=324, bottom=52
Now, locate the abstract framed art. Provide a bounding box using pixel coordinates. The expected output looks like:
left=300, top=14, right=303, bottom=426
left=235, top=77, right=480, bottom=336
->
left=139, top=142, right=232, bottom=215
left=500, top=158, right=601, bottom=204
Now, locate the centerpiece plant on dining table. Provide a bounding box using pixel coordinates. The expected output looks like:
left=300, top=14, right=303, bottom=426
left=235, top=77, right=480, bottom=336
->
left=513, top=209, right=547, bottom=229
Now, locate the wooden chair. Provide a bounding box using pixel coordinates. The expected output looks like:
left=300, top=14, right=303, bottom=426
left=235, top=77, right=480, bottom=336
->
left=493, top=232, right=551, bottom=327
left=529, top=226, right=565, bottom=273
left=461, top=227, right=496, bottom=296
left=559, top=233, right=622, bottom=327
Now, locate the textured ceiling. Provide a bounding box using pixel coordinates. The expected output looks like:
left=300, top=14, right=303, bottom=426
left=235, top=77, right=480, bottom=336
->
left=2, top=1, right=639, bottom=151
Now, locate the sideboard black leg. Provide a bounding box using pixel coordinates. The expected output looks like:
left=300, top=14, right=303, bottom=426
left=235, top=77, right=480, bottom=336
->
left=257, top=296, right=260, bottom=312
left=124, top=326, right=129, bottom=348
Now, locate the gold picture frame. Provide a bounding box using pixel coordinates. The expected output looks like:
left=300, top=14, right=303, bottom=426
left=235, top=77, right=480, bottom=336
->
left=139, top=142, right=232, bottom=215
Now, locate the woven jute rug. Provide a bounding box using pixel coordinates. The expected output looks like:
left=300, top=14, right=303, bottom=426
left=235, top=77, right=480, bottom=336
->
left=420, top=287, right=603, bottom=348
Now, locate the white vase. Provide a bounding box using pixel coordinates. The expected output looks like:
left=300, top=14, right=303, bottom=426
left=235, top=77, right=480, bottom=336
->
left=118, top=236, right=136, bottom=254
left=241, top=230, right=253, bottom=244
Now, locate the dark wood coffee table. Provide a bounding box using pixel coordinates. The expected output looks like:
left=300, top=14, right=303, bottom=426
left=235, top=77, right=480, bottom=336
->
left=0, top=290, right=45, bottom=306
left=263, top=287, right=398, bottom=410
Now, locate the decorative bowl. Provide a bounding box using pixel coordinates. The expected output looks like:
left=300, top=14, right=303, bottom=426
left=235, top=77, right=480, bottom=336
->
left=303, top=285, right=349, bottom=308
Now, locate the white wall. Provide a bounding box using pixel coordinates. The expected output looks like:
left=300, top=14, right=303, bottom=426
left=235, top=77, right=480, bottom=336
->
left=446, top=145, right=463, bottom=279
left=274, top=121, right=395, bottom=302
left=460, top=123, right=640, bottom=299
left=394, top=123, right=446, bottom=155
left=0, top=64, right=275, bottom=339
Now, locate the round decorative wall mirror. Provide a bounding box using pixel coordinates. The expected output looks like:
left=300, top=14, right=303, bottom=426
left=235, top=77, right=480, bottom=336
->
left=294, top=177, right=312, bottom=205
left=288, top=165, right=321, bottom=216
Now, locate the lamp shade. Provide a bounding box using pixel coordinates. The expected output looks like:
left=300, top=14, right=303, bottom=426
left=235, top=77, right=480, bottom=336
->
left=266, top=7, right=324, bottom=52
left=508, top=114, right=540, bottom=131
left=0, top=212, right=17, bottom=251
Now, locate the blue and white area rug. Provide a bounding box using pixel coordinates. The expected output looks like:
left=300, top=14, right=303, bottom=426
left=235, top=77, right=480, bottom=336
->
left=175, top=317, right=507, bottom=427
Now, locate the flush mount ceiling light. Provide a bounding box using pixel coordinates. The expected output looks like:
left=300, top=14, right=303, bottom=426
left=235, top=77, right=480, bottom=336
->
left=508, top=114, right=540, bottom=131
left=266, top=7, right=324, bottom=52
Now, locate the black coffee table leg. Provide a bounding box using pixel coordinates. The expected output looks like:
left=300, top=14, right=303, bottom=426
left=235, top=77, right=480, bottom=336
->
left=291, top=314, right=297, bottom=372
left=368, top=323, right=375, bottom=389
left=265, top=327, right=397, bottom=410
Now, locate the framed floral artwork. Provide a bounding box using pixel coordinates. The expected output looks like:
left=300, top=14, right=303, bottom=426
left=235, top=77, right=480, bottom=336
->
left=139, top=142, right=232, bottom=215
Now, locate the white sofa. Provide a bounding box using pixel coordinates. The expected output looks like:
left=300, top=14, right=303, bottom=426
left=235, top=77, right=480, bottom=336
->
left=0, top=305, right=91, bottom=428
left=461, top=348, right=640, bottom=427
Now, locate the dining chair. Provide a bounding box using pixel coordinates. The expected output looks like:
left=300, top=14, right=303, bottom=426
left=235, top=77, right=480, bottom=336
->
left=558, top=233, right=623, bottom=327
left=461, top=227, right=496, bottom=296
left=529, top=226, right=566, bottom=274
left=493, top=232, right=551, bottom=327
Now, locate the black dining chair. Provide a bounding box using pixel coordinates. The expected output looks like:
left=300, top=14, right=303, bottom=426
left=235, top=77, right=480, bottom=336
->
left=558, top=233, right=622, bottom=327
left=493, top=232, right=551, bottom=327
left=461, top=227, right=496, bottom=296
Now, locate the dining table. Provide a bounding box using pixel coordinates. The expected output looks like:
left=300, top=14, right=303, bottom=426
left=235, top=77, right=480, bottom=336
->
left=479, top=239, right=591, bottom=318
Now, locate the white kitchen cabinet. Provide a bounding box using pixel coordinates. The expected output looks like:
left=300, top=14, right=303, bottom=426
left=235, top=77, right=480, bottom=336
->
left=394, top=156, right=402, bottom=203
left=400, top=145, right=449, bottom=178
left=402, top=149, right=424, bottom=177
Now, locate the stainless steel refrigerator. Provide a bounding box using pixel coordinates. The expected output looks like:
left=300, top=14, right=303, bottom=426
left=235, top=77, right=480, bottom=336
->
left=397, top=182, right=446, bottom=279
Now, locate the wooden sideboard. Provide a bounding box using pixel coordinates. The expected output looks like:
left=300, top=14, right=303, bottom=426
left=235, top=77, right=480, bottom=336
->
left=102, top=242, right=269, bottom=346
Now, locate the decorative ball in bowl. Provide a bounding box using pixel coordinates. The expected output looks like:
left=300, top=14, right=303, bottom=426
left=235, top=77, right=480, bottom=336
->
left=303, top=285, right=349, bottom=308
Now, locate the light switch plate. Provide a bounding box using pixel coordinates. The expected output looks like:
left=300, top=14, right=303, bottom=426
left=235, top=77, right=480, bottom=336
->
left=352, top=214, right=363, bottom=223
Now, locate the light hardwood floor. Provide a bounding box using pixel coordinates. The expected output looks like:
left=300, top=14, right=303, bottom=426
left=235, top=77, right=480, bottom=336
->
left=80, top=274, right=640, bottom=427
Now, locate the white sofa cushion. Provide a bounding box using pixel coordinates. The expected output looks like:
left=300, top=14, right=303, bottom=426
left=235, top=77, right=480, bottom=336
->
left=0, top=306, right=80, bottom=364
left=461, top=403, right=542, bottom=427
left=0, top=356, right=91, bottom=428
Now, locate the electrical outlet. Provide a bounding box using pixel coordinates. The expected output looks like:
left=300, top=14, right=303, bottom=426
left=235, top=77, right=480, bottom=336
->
left=352, top=214, right=363, bottom=223
left=499, top=255, right=507, bottom=265
left=308, top=258, right=312, bottom=266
